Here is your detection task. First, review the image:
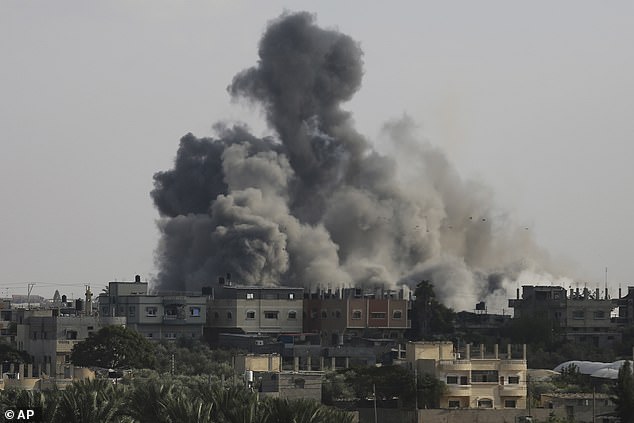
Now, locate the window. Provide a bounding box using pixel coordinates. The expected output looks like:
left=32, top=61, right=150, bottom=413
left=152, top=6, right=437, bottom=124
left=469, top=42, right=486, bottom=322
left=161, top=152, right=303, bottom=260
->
left=392, top=310, right=403, bottom=319
left=504, top=400, right=517, bottom=408
left=214, top=312, right=219, bottom=319
left=477, top=399, right=493, bottom=408
left=508, top=376, right=520, bottom=384
left=460, top=376, right=468, bottom=385
left=352, top=310, right=362, bottom=319
left=335, top=310, right=342, bottom=318
left=294, top=378, right=305, bottom=389
left=246, top=310, right=256, bottom=319
left=227, top=311, right=232, bottom=320
left=594, top=310, right=606, bottom=319
left=446, top=376, right=458, bottom=384
left=264, top=311, right=278, bottom=319
left=311, top=309, right=317, bottom=319
left=448, top=400, right=460, bottom=408
left=288, top=310, right=297, bottom=319
left=146, top=307, right=157, bottom=317
left=66, top=330, right=78, bottom=340
left=246, top=293, right=254, bottom=300
left=129, top=306, right=135, bottom=317
left=572, top=310, right=585, bottom=319
left=165, top=333, right=176, bottom=339
left=321, top=310, right=328, bottom=319
left=147, top=333, right=153, bottom=338
left=370, top=312, right=386, bottom=319
left=500, top=376, right=505, bottom=385
left=190, top=307, right=201, bottom=317
left=32, top=331, right=37, bottom=340
left=288, top=293, right=294, bottom=300
left=471, top=370, right=498, bottom=383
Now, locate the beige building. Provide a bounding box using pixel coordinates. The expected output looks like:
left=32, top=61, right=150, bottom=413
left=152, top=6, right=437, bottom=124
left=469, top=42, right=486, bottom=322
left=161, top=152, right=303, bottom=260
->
left=15, top=308, right=125, bottom=377
left=99, top=276, right=207, bottom=341
left=406, top=341, right=527, bottom=410
left=204, top=280, right=303, bottom=340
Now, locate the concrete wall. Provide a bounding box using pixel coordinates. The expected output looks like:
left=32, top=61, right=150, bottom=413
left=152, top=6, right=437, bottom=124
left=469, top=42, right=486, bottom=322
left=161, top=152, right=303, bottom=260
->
left=234, top=354, right=281, bottom=373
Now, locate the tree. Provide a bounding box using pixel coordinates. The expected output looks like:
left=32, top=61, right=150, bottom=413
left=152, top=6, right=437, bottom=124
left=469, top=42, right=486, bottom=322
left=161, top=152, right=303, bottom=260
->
left=614, top=360, right=634, bottom=423
left=70, top=325, right=156, bottom=369
left=409, top=280, right=455, bottom=340
left=417, top=372, right=446, bottom=409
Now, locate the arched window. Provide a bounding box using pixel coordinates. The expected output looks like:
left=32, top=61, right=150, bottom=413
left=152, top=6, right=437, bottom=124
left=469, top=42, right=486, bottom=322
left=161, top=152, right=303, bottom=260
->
left=288, top=310, right=297, bottom=319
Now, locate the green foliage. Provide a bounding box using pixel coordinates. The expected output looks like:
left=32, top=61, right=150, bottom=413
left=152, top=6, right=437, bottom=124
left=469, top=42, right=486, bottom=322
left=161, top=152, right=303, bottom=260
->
left=0, top=339, right=31, bottom=363
left=324, top=365, right=415, bottom=407
left=417, top=372, right=446, bottom=409
left=153, top=339, right=234, bottom=377
left=613, top=360, right=634, bottom=423
left=0, top=376, right=354, bottom=423
left=409, top=280, right=455, bottom=340
left=70, top=325, right=156, bottom=370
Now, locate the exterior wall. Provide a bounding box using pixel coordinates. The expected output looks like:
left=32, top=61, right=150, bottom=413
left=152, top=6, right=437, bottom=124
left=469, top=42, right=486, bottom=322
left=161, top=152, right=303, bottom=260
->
left=303, top=290, right=411, bottom=345
left=16, top=313, right=125, bottom=377
left=234, top=354, right=281, bottom=373
left=406, top=342, right=527, bottom=410
left=509, top=285, right=619, bottom=348
left=260, top=372, right=322, bottom=401
left=206, top=286, right=303, bottom=335
left=100, top=286, right=206, bottom=341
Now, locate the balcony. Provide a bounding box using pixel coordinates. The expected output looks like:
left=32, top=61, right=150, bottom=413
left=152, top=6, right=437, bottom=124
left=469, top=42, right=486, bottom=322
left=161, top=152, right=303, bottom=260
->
left=499, top=360, right=527, bottom=371
left=499, top=384, right=527, bottom=396
left=438, top=360, right=471, bottom=371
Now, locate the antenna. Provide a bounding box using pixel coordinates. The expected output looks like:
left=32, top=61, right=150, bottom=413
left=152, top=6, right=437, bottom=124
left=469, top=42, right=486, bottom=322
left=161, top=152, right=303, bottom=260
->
left=27, top=283, right=36, bottom=310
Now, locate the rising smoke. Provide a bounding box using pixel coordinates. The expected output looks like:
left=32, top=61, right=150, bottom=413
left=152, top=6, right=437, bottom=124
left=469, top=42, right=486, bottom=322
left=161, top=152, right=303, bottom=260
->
left=150, top=11, right=567, bottom=310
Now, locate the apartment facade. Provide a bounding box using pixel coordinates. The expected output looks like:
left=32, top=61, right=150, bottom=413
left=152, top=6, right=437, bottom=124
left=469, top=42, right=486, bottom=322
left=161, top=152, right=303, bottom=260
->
left=406, top=341, right=528, bottom=410
left=204, top=282, right=303, bottom=339
left=509, top=285, right=619, bottom=347
left=15, top=309, right=125, bottom=377
left=303, top=288, right=411, bottom=345
left=99, top=276, right=207, bottom=340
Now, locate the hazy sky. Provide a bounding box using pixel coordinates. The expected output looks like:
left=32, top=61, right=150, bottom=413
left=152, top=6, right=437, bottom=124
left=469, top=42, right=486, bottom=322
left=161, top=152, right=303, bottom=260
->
left=2, top=1, right=633, bottom=303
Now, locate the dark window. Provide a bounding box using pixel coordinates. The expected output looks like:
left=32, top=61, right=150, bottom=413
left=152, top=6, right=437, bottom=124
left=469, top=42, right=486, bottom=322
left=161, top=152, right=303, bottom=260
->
left=288, top=311, right=297, bottom=319
left=392, top=310, right=402, bottom=319
left=264, top=311, right=278, bottom=319
left=460, top=376, right=468, bottom=385
left=246, top=311, right=256, bottom=319
left=504, top=400, right=516, bottom=408
left=227, top=312, right=232, bottom=320
left=508, top=376, right=520, bottom=384
left=477, top=399, right=493, bottom=408
left=448, top=400, right=460, bottom=408
left=446, top=376, right=458, bottom=384
left=594, top=310, right=606, bottom=319
left=572, top=310, right=584, bottom=319
left=370, top=312, right=386, bottom=319
left=471, top=370, right=498, bottom=383
left=352, top=310, right=362, bottom=319
left=335, top=310, right=342, bottom=318
left=321, top=310, right=328, bottom=319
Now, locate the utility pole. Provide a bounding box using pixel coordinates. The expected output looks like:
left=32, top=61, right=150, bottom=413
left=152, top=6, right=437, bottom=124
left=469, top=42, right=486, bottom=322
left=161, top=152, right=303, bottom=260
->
left=373, top=383, right=378, bottom=423
left=414, top=366, right=418, bottom=410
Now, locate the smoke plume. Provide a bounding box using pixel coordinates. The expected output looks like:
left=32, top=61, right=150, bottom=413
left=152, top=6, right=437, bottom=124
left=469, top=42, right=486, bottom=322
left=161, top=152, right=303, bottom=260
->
left=151, top=11, right=565, bottom=310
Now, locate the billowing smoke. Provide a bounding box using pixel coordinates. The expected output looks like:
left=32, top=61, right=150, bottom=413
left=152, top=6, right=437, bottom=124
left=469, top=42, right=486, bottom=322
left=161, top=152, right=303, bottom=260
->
left=150, top=11, right=567, bottom=310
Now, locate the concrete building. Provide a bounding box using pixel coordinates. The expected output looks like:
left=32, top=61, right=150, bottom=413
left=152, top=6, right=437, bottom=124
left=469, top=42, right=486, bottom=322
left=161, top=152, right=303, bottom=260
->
left=509, top=285, right=620, bottom=347
left=303, top=287, right=411, bottom=346
left=15, top=307, right=125, bottom=377
left=203, top=278, right=303, bottom=342
left=406, top=341, right=528, bottom=410
left=98, top=275, right=207, bottom=341
left=259, top=371, right=323, bottom=401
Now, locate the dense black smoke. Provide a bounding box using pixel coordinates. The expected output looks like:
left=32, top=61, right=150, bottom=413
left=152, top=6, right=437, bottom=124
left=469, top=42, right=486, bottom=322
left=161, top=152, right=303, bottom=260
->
left=151, top=12, right=566, bottom=309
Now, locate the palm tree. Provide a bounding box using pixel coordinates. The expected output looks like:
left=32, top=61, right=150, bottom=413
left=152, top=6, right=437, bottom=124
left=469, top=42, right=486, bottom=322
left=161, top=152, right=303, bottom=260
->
left=123, top=379, right=174, bottom=423
left=54, top=379, right=123, bottom=423
left=160, top=392, right=214, bottom=423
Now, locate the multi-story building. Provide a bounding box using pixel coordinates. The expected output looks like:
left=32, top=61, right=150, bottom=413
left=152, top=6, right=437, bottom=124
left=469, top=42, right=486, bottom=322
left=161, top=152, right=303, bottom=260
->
left=98, top=275, right=207, bottom=341
left=203, top=278, right=303, bottom=341
left=303, top=287, right=411, bottom=346
left=406, top=341, right=528, bottom=410
left=15, top=306, right=125, bottom=377
left=509, top=285, right=619, bottom=347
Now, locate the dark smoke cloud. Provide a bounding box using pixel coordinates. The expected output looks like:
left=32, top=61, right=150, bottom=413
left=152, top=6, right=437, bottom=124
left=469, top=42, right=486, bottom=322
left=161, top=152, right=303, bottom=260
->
left=151, top=12, right=568, bottom=309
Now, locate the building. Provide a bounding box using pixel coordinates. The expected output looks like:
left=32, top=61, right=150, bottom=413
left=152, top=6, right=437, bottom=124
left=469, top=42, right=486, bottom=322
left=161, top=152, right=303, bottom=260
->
left=259, top=371, right=323, bottom=401
left=406, top=341, right=528, bottom=409
left=509, top=285, right=620, bottom=347
left=303, top=287, right=411, bottom=346
left=98, top=275, right=207, bottom=341
left=15, top=306, right=125, bottom=378
left=203, top=277, right=303, bottom=342
left=540, top=392, right=616, bottom=423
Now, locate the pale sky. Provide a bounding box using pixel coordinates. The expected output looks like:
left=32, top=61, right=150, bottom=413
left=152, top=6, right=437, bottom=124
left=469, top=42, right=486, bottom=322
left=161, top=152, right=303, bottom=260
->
left=1, top=1, right=633, bottom=303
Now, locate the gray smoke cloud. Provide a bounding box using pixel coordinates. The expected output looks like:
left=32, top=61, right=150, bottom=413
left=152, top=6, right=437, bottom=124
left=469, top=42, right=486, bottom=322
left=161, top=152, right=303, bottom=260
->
left=150, top=11, right=566, bottom=310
